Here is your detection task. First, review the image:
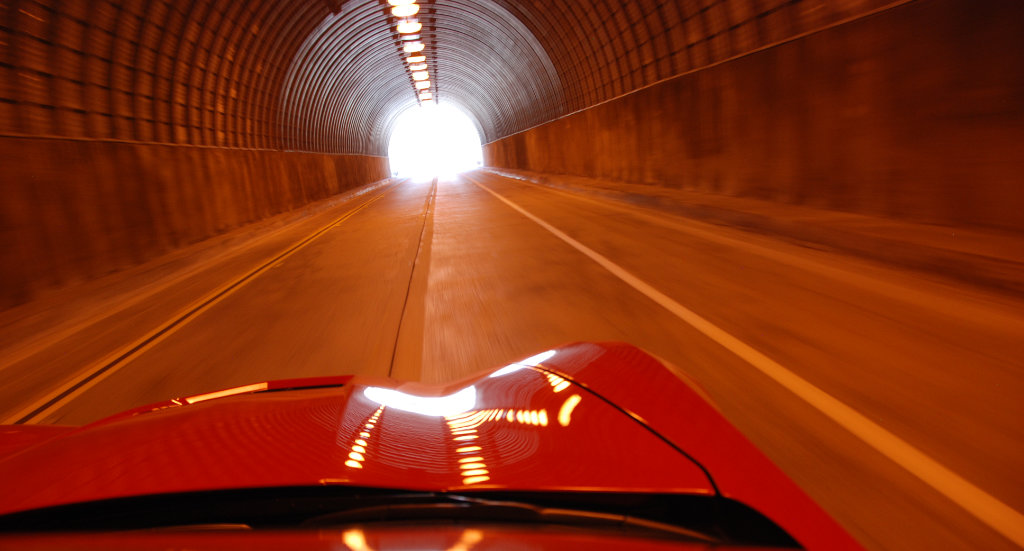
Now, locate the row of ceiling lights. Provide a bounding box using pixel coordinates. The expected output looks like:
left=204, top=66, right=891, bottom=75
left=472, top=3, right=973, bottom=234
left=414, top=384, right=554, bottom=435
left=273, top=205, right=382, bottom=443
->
left=389, top=0, right=433, bottom=105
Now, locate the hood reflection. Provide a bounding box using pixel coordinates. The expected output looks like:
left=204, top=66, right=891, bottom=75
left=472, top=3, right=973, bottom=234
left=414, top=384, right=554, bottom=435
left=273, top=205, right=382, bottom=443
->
left=558, top=394, right=582, bottom=426
left=488, top=350, right=557, bottom=378
left=352, top=363, right=586, bottom=486
left=345, top=405, right=384, bottom=469
left=363, top=386, right=476, bottom=417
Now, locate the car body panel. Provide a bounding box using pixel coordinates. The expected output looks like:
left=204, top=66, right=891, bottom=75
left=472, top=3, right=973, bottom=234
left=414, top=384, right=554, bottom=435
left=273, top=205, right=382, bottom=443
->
left=0, top=351, right=713, bottom=515
left=0, top=342, right=862, bottom=550
left=0, top=425, right=74, bottom=462
left=533, top=343, right=863, bottom=551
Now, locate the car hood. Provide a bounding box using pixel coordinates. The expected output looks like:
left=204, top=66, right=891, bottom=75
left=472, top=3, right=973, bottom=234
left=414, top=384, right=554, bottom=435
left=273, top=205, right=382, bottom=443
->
left=0, top=345, right=715, bottom=516
left=0, top=342, right=862, bottom=550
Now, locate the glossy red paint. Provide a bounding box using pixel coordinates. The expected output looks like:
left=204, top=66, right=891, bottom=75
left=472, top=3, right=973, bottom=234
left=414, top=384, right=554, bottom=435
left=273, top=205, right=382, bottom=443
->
left=0, top=425, right=73, bottom=462
left=0, top=343, right=862, bottom=550
left=80, top=375, right=355, bottom=429
left=0, top=354, right=712, bottom=516
left=537, top=342, right=864, bottom=551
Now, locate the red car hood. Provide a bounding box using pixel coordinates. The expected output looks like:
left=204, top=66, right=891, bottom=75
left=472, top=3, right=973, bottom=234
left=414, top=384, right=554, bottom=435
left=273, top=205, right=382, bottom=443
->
left=0, top=342, right=861, bottom=550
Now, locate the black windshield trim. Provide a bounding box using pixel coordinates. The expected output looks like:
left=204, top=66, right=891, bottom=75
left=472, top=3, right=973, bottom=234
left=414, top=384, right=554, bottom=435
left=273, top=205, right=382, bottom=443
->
left=0, top=486, right=800, bottom=547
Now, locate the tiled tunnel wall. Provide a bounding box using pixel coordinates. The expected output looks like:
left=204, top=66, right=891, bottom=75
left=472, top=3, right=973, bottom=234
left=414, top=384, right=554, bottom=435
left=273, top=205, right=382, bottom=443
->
left=1, top=0, right=1022, bottom=307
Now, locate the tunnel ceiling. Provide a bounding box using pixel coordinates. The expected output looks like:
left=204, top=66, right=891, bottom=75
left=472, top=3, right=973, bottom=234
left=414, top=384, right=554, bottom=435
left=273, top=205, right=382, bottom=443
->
left=3, top=0, right=894, bottom=156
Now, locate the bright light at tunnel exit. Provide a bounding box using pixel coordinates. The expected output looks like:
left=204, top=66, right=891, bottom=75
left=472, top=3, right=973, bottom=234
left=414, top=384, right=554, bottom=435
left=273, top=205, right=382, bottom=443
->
left=388, top=103, right=483, bottom=182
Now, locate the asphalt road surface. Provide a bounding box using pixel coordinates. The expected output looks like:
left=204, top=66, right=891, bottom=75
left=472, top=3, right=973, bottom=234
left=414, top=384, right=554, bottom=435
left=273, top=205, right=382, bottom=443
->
left=1, top=172, right=1021, bottom=550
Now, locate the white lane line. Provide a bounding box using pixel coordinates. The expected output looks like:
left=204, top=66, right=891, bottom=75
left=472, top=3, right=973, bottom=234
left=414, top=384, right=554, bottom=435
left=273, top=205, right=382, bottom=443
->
left=3, top=187, right=393, bottom=425
left=468, top=175, right=1024, bottom=548
left=488, top=170, right=1024, bottom=332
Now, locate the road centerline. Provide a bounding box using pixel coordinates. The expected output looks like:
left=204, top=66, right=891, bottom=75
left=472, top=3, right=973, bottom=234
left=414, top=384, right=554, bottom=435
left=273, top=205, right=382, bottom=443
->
left=389, top=178, right=437, bottom=378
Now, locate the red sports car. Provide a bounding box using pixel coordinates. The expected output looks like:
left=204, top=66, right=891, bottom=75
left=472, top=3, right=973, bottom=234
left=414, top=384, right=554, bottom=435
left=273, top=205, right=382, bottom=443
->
left=0, top=342, right=863, bottom=549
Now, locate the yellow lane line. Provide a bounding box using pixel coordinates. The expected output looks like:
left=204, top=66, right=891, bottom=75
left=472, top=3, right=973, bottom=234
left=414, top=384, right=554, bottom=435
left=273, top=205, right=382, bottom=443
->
left=4, top=184, right=395, bottom=425
left=0, top=179, right=396, bottom=377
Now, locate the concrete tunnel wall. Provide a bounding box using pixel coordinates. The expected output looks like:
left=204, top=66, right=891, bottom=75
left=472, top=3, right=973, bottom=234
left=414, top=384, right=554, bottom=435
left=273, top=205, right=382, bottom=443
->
left=0, top=138, right=388, bottom=309
left=484, top=0, right=1024, bottom=232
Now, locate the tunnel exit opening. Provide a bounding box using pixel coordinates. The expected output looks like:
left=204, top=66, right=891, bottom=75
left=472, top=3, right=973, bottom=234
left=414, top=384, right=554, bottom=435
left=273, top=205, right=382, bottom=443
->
left=388, top=103, right=483, bottom=181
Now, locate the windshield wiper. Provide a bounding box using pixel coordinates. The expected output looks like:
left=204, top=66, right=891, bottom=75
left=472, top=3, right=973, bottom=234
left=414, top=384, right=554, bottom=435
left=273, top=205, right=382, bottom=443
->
left=0, top=486, right=800, bottom=547
left=302, top=494, right=719, bottom=543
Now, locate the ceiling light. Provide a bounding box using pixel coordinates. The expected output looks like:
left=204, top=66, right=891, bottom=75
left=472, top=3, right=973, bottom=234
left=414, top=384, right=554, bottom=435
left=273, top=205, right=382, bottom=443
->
left=396, top=20, right=422, bottom=34
left=388, top=0, right=415, bottom=5
left=419, top=92, right=432, bottom=100
left=415, top=80, right=430, bottom=90
left=412, top=71, right=429, bottom=81
left=409, top=63, right=427, bottom=71
left=391, top=4, right=419, bottom=17
left=403, top=42, right=424, bottom=53
left=406, top=55, right=426, bottom=63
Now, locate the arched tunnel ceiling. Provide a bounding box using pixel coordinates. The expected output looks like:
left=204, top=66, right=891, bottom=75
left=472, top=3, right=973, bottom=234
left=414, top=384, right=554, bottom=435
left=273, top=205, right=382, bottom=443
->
left=419, top=0, right=565, bottom=146
left=2, top=0, right=896, bottom=156
left=279, top=0, right=565, bottom=153
left=280, top=2, right=418, bottom=154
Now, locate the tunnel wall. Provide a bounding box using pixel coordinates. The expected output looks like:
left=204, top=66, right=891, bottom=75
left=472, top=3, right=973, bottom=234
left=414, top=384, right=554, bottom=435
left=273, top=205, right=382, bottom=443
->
left=0, top=137, right=388, bottom=308
left=483, top=0, right=1024, bottom=232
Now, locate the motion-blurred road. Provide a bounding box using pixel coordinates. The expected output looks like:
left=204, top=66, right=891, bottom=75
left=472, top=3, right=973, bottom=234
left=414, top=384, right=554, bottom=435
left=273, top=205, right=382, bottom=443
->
left=1, top=172, right=1021, bottom=550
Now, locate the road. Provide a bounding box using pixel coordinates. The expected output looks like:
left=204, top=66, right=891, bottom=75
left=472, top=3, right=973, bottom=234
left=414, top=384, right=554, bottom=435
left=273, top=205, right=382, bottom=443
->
left=1, top=172, right=1022, bottom=550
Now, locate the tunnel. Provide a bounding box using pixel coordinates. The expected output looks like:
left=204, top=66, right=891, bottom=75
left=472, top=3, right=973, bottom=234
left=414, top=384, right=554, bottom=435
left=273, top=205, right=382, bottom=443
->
left=1, top=1, right=1023, bottom=550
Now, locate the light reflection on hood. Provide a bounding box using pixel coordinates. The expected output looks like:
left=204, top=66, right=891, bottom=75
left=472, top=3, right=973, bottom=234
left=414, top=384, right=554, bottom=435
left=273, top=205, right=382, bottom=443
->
left=488, top=350, right=557, bottom=378
left=363, top=386, right=476, bottom=417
